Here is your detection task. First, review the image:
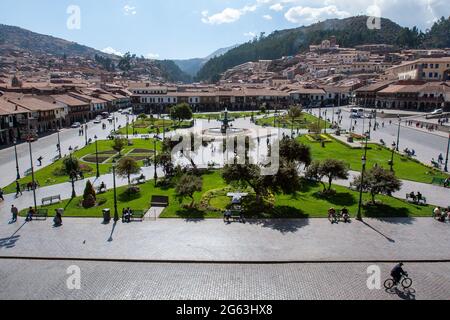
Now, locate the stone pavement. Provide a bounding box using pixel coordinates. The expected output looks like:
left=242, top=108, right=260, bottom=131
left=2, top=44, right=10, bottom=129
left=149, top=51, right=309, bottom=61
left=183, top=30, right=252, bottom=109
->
left=0, top=259, right=449, bottom=300
left=1, top=218, right=450, bottom=262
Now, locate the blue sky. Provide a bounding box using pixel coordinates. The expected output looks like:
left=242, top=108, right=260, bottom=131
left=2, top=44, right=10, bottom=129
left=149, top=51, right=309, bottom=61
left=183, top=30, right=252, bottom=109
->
left=0, top=0, right=449, bottom=60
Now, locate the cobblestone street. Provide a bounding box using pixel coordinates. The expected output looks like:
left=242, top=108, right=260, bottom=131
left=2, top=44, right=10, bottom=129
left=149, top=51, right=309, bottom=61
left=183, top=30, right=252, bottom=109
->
left=1, top=259, right=449, bottom=300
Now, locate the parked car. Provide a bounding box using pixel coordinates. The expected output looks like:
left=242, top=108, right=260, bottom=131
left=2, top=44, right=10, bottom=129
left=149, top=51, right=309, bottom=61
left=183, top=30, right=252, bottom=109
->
left=71, top=122, right=81, bottom=128
left=431, top=109, right=443, bottom=115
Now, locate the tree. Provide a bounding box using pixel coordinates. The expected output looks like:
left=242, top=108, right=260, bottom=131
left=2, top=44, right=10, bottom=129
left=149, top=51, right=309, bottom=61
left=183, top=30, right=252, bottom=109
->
left=116, top=157, right=141, bottom=186
left=351, top=166, right=402, bottom=204
left=82, top=180, right=97, bottom=208
left=288, top=105, right=303, bottom=135
left=112, top=138, right=127, bottom=156
left=118, top=52, right=135, bottom=72
left=63, top=157, right=80, bottom=175
left=222, top=163, right=266, bottom=201
left=175, top=174, right=203, bottom=207
left=279, top=136, right=312, bottom=169
left=170, top=103, right=193, bottom=124
left=152, top=152, right=175, bottom=178
left=305, top=159, right=349, bottom=192
left=319, top=159, right=349, bottom=191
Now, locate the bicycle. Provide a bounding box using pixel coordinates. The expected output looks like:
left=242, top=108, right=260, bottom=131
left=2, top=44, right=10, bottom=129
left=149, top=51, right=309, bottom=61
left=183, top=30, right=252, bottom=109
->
left=384, top=273, right=413, bottom=290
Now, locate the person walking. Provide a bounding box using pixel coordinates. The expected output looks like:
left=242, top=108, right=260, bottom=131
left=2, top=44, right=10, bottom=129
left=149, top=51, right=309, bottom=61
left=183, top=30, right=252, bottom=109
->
left=10, top=205, right=18, bottom=223
left=26, top=207, right=35, bottom=222
left=15, top=181, right=22, bottom=198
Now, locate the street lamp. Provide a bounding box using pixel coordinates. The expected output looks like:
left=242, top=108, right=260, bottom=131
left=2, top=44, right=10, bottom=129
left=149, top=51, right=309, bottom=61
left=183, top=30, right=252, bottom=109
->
left=94, top=135, right=100, bottom=178
left=126, top=115, right=129, bottom=139
left=444, top=132, right=450, bottom=172
left=13, top=139, right=20, bottom=180
left=357, top=132, right=370, bottom=221
left=112, top=159, right=119, bottom=222
left=153, top=139, right=158, bottom=187
left=27, top=138, right=38, bottom=211
left=57, top=129, right=62, bottom=159
left=373, top=110, right=377, bottom=132
left=396, top=115, right=401, bottom=152
left=68, top=146, right=76, bottom=198
left=389, top=142, right=396, bottom=172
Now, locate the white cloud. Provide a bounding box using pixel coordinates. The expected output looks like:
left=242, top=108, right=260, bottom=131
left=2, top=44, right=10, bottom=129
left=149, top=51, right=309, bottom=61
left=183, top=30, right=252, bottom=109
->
left=123, top=5, right=137, bottom=16
left=244, top=32, right=257, bottom=37
left=285, top=5, right=350, bottom=24
left=263, top=14, right=273, bottom=20
left=270, top=3, right=284, bottom=12
left=201, top=4, right=258, bottom=25
left=146, top=53, right=160, bottom=59
left=102, top=47, right=123, bottom=56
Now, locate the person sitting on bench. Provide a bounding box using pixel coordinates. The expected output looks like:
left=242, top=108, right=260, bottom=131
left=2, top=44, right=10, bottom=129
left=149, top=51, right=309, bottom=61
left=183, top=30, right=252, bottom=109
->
left=123, top=207, right=133, bottom=223
left=99, top=182, right=106, bottom=192
left=224, top=211, right=232, bottom=223
left=409, top=192, right=417, bottom=202
left=26, top=207, right=35, bottom=222
left=416, top=192, right=423, bottom=202
left=444, top=178, right=450, bottom=188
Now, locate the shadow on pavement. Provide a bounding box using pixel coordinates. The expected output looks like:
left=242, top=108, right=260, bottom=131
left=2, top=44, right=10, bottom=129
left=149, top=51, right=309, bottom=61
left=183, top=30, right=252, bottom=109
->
left=107, top=221, right=118, bottom=242
left=385, top=287, right=417, bottom=301
left=361, top=220, right=396, bottom=243
left=246, top=219, right=310, bottom=234
left=0, top=221, right=27, bottom=249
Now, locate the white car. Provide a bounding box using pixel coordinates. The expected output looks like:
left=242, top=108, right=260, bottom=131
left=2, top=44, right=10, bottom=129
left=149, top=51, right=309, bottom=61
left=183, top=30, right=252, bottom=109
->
left=71, top=122, right=81, bottom=128
left=431, top=109, right=443, bottom=115
left=93, top=119, right=102, bottom=124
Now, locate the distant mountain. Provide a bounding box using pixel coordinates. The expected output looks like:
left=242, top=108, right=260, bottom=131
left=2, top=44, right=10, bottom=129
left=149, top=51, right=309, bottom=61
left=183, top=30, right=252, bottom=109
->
left=173, top=44, right=239, bottom=77
left=0, top=24, right=106, bottom=57
left=196, top=16, right=419, bottom=82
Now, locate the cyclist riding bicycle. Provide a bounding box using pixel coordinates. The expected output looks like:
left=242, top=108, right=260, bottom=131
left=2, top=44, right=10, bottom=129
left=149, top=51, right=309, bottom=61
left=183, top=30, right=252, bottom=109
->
left=391, top=262, right=406, bottom=285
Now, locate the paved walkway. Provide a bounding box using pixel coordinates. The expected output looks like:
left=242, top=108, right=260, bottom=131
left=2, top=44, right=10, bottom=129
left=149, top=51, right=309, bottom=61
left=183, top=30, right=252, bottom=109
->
left=1, top=259, right=448, bottom=300
left=1, top=218, right=450, bottom=262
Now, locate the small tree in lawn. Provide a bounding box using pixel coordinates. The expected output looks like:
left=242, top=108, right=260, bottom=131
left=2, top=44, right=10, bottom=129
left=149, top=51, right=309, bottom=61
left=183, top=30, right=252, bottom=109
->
left=175, top=174, right=203, bottom=208
left=170, top=103, right=193, bottom=125
left=319, top=159, right=349, bottom=192
left=112, top=138, right=127, bottom=156
left=82, top=180, right=97, bottom=208
left=116, top=157, right=141, bottom=187
left=351, top=166, right=402, bottom=204
left=288, top=105, right=303, bottom=136
left=63, top=156, right=80, bottom=176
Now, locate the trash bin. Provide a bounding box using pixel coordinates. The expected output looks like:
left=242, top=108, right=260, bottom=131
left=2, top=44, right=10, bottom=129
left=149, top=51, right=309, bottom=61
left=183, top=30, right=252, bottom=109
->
left=102, top=209, right=111, bottom=224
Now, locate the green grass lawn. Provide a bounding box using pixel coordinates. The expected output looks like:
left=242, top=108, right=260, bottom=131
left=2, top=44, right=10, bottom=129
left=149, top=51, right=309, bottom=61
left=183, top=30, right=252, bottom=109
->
left=23, top=171, right=431, bottom=219
left=116, top=119, right=193, bottom=135
left=298, top=135, right=449, bottom=185
left=2, top=139, right=162, bottom=194
left=256, top=113, right=330, bottom=130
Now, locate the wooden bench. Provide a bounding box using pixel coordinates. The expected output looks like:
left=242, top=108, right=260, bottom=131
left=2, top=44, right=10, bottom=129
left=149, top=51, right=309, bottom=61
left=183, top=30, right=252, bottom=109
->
left=24, top=168, right=33, bottom=177
left=132, top=176, right=146, bottom=185
left=96, top=186, right=107, bottom=194
left=151, top=195, right=169, bottom=207
left=432, top=177, right=449, bottom=187
left=42, top=195, right=61, bottom=206
left=130, top=210, right=145, bottom=222
left=406, top=194, right=427, bottom=205
left=224, top=210, right=245, bottom=223
left=33, top=209, right=48, bottom=221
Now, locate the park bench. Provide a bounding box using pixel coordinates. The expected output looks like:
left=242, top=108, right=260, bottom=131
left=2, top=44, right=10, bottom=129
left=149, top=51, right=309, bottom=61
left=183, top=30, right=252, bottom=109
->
left=432, top=177, right=449, bottom=187
left=406, top=194, right=427, bottom=205
left=224, top=210, right=245, bottom=223
left=52, top=155, right=61, bottom=163
left=96, top=185, right=107, bottom=194
left=132, top=175, right=146, bottom=185
left=151, top=195, right=169, bottom=207
left=33, top=209, right=48, bottom=221
left=24, top=168, right=33, bottom=177
left=41, top=195, right=61, bottom=206
left=130, top=210, right=145, bottom=222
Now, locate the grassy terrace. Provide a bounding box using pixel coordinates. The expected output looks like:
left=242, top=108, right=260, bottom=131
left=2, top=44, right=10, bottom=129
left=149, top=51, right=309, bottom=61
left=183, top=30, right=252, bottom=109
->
left=255, top=113, right=331, bottom=130
left=2, top=139, right=162, bottom=194
left=299, top=135, right=449, bottom=185
left=116, top=119, right=193, bottom=135
left=21, top=171, right=431, bottom=219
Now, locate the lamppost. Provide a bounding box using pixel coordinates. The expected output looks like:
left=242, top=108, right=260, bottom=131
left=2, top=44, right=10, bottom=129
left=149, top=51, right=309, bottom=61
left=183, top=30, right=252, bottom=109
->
left=57, top=129, right=62, bottom=159
left=84, top=124, right=89, bottom=146
left=444, top=132, right=450, bottom=172
left=112, top=159, right=119, bottom=222
left=357, top=132, right=369, bottom=221
left=94, top=135, right=100, bottom=178
left=396, top=115, right=401, bottom=152
left=153, top=139, right=158, bottom=187
left=13, top=139, right=20, bottom=180
left=113, top=112, right=116, bottom=133
left=318, top=102, right=323, bottom=133
left=28, top=138, right=37, bottom=211
left=389, top=142, right=396, bottom=172
left=68, top=146, right=76, bottom=198
left=373, top=110, right=377, bottom=132
left=324, top=109, right=328, bottom=134
left=126, top=115, right=129, bottom=140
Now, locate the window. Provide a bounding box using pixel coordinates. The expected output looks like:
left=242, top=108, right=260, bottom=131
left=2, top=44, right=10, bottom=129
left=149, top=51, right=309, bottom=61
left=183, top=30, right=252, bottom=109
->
left=434, top=73, right=438, bottom=78
left=429, top=72, right=433, bottom=78
left=435, top=64, right=439, bottom=68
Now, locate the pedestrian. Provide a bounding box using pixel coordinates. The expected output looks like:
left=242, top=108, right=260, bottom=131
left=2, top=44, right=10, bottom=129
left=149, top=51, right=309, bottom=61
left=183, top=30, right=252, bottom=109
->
left=10, top=205, right=18, bottom=223
left=53, top=209, right=63, bottom=227
left=37, top=156, right=43, bottom=166
left=15, top=181, right=22, bottom=197
left=26, top=207, right=35, bottom=222
left=0, top=187, right=4, bottom=201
